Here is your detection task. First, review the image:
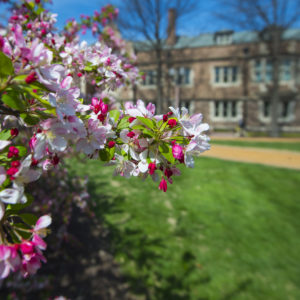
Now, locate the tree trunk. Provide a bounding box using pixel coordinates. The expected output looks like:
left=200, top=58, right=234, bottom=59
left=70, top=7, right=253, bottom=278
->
left=270, top=29, right=281, bottom=137
left=155, top=48, right=163, bottom=114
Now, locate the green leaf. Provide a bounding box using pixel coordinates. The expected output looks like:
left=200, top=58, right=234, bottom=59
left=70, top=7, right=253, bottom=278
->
left=19, top=213, right=38, bottom=226
left=22, top=86, right=54, bottom=110
left=159, top=143, right=169, bottom=153
left=0, top=154, right=11, bottom=162
left=1, top=91, right=26, bottom=111
left=118, top=116, right=130, bottom=130
left=109, top=110, right=120, bottom=123
left=0, top=129, right=11, bottom=141
left=131, top=125, right=145, bottom=130
left=159, top=121, right=168, bottom=132
left=99, top=147, right=115, bottom=162
left=170, top=136, right=189, bottom=144
left=20, top=113, right=40, bottom=126
left=159, top=143, right=175, bottom=164
left=16, top=146, right=27, bottom=157
left=136, top=116, right=155, bottom=130
left=84, top=66, right=93, bottom=72
left=14, top=223, right=31, bottom=239
left=29, top=81, right=51, bottom=92
left=143, top=129, right=155, bottom=138
left=0, top=51, right=14, bottom=77
left=6, top=194, right=34, bottom=214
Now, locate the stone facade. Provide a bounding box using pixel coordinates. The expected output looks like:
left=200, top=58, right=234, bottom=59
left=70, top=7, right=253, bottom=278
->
left=117, top=29, right=300, bottom=133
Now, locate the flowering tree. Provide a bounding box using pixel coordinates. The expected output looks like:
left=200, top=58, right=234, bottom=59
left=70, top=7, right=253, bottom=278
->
left=0, top=0, right=210, bottom=279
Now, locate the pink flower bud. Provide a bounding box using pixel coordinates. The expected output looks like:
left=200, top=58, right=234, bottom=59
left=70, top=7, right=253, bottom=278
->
left=108, top=141, right=115, bottom=148
left=158, top=177, right=167, bottom=192
left=97, top=114, right=105, bottom=122
left=148, top=162, right=156, bottom=175
left=11, top=161, right=20, bottom=168
left=101, top=104, right=108, bottom=114
left=0, top=36, right=4, bottom=50
left=20, top=241, right=35, bottom=255
left=128, top=117, right=136, bottom=123
left=10, top=128, right=19, bottom=137
left=77, top=72, right=83, bottom=77
left=163, top=114, right=168, bottom=122
left=25, top=72, right=37, bottom=84
left=167, top=119, right=177, bottom=128
left=52, top=155, right=59, bottom=166
left=164, top=168, right=173, bottom=178
left=127, top=131, right=135, bottom=138
left=6, top=167, right=19, bottom=176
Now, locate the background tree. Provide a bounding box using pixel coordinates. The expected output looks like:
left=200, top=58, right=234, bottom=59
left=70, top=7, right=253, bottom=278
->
left=107, top=0, right=201, bottom=114
left=215, top=0, right=300, bottom=137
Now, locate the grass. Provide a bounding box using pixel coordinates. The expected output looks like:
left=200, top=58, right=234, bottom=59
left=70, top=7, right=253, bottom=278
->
left=211, top=139, right=300, bottom=152
left=67, top=157, right=300, bottom=300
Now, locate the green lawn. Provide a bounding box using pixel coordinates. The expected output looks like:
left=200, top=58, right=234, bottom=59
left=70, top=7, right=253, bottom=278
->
left=211, top=140, right=300, bottom=152
left=67, top=157, right=300, bottom=300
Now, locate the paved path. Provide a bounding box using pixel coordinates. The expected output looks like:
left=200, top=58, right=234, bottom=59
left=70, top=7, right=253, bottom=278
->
left=203, top=145, right=300, bottom=170
left=212, top=136, right=300, bottom=143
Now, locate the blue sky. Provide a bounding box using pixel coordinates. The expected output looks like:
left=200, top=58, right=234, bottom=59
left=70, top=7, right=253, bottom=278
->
left=1, top=0, right=300, bottom=43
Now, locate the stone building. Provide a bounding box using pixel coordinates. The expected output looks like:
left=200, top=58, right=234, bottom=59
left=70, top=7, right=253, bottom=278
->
left=118, top=12, right=300, bottom=133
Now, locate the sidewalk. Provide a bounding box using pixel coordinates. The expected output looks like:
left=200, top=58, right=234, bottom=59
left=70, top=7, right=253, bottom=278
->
left=212, top=136, right=300, bottom=143
left=203, top=145, right=300, bottom=170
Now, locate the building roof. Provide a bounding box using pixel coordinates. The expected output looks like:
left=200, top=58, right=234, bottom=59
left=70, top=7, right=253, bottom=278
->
left=134, top=28, right=300, bottom=51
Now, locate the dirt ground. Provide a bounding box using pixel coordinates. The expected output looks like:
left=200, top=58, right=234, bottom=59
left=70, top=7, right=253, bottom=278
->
left=203, top=144, right=300, bottom=170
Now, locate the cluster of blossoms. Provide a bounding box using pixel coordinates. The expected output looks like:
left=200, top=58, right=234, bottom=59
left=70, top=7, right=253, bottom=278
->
left=0, top=215, right=51, bottom=278
left=65, top=4, right=119, bottom=41
left=0, top=0, right=209, bottom=279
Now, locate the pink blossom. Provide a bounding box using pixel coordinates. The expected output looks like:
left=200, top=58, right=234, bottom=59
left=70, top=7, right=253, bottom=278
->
left=0, top=245, right=21, bottom=279
left=172, top=144, right=184, bottom=161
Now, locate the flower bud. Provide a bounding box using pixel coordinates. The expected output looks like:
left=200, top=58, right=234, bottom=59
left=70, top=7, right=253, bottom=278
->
left=158, top=177, right=167, bottom=192
left=25, top=72, right=37, bottom=84
left=10, top=128, right=19, bottom=137
left=127, top=131, right=135, bottom=138
left=108, top=141, right=115, bottom=148
left=167, top=119, right=177, bottom=128
left=148, top=162, right=156, bottom=175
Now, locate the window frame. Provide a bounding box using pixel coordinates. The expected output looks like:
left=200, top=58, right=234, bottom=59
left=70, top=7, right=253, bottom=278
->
left=211, top=100, right=242, bottom=122
left=212, top=66, right=240, bottom=86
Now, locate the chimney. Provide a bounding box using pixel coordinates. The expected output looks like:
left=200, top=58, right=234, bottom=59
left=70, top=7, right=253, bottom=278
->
left=167, top=9, right=176, bottom=46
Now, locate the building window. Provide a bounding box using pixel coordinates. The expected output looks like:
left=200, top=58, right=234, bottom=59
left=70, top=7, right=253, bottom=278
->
left=142, top=70, right=157, bottom=86
left=261, top=100, right=294, bottom=121
left=254, top=59, right=262, bottom=82
left=175, top=67, right=191, bottom=85
left=215, top=32, right=233, bottom=45
left=281, top=59, right=291, bottom=81
left=263, top=101, right=270, bottom=117
left=215, top=67, right=220, bottom=83
left=266, top=59, right=273, bottom=82
left=253, top=58, right=293, bottom=83
left=214, top=66, right=239, bottom=84
left=213, top=101, right=239, bottom=119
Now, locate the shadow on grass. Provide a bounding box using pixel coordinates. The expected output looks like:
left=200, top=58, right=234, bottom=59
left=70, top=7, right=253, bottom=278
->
left=1, top=176, right=252, bottom=300
left=87, top=180, right=213, bottom=300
